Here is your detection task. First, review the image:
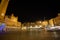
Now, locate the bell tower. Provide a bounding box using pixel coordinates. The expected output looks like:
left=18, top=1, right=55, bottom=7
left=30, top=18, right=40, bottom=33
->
left=0, top=0, right=9, bottom=22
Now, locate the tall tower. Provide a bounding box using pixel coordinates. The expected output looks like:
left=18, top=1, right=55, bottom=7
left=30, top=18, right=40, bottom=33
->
left=0, top=0, right=9, bottom=22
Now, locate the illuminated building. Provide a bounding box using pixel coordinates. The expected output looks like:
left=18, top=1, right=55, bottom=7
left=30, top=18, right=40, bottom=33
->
left=10, top=14, right=18, bottom=22
left=49, top=19, right=54, bottom=27
left=0, top=0, right=22, bottom=31
left=0, top=0, right=9, bottom=31
left=36, top=21, right=42, bottom=25
left=0, top=0, right=9, bottom=22
left=0, top=0, right=21, bottom=27
left=30, top=22, right=36, bottom=27
left=54, top=13, right=60, bottom=26
left=4, top=14, right=22, bottom=31
left=41, top=20, right=48, bottom=27
left=35, top=21, right=42, bottom=27
left=23, top=22, right=30, bottom=27
left=5, top=14, right=21, bottom=27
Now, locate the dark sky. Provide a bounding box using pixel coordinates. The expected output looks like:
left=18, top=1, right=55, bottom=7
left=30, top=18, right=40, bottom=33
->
left=6, top=0, right=60, bottom=22
left=0, top=0, right=1, bottom=3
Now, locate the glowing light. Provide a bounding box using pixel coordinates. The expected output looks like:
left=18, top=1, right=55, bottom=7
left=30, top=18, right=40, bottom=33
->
left=39, top=25, right=42, bottom=27
left=30, top=26, right=32, bottom=28
left=22, top=27, right=27, bottom=30
left=1, top=13, right=4, bottom=16
left=39, top=21, right=41, bottom=23
left=49, top=19, right=54, bottom=26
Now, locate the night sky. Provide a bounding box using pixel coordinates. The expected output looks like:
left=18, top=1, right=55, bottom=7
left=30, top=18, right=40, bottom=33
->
left=5, top=0, right=60, bottom=22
